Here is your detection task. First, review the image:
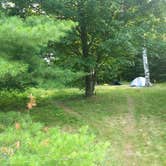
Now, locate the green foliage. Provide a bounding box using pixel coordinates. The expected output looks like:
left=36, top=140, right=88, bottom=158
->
left=0, top=14, right=78, bottom=89
left=36, top=65, right=85, bottom=89
left=41, top=0, right=132, bottom=94
left=0, top=58, right=27, bottom=78
left=0, top=15, right=74, bottom=64
left=1, top=0, right=165, bottom=92
left=42, top=0, right=166, bottom=87
left=0, top=58, right=34, bottom=90
left=0, top=90, right=27, bottom=110
left=0, top=112, right=109, bottom=166
left=0, top=0, right=45, bottom=17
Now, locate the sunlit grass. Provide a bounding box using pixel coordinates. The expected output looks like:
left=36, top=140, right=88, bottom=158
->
left=0, top=83, right=166, bottom=165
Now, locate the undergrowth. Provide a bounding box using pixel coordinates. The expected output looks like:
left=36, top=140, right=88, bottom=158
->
left=0, top=112, right=109, bottom=166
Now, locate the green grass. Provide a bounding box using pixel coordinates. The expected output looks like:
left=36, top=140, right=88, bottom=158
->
left=0, top=84, right=166, bottom=165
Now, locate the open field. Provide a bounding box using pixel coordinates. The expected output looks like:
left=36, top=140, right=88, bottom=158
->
left=0, top=84, right=166, bottom=165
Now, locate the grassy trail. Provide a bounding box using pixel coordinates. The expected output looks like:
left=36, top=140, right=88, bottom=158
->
left=0, top=84, right=166, bottom=165
left=36, top=85, right=165, bottom=166
left=49, top=85, right=166, bottom=166
left=123, top=96, right=136, bottom=165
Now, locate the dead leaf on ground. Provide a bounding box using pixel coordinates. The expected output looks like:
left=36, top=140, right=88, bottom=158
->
left=15, top=122, right=21, bottom=130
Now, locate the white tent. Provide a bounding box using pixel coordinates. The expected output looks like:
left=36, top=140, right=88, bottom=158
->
left=130, top=77, right=146, bottom=87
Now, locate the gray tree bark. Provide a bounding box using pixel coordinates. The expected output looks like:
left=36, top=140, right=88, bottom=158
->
left=142, top=47, right=151, bottom=86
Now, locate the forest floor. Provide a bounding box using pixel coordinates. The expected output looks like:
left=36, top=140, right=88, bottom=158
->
left=1, top=83, right=166, bottom=165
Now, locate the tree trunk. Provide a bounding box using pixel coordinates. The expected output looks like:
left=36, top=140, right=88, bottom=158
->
left=85, top=72, right=95, bottom=97
left=142, top=47, right=151, bottom=87
left=80, top=25, right=95, bottom=97
left=78, top=1, right=95, bottom=97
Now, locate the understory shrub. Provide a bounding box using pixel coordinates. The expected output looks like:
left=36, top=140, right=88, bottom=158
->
left=0, top=112, right=109, bottom=166
left=0, top=58, right=35, bottom=90
left=0, top=90, right=28, bottom=110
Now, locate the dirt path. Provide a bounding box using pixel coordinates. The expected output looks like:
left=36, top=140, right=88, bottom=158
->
left=55, top=97, right=137, bottom=165
left=123, top=96, right=136, bottom=166
left=55, top=101, right=81, bottom=117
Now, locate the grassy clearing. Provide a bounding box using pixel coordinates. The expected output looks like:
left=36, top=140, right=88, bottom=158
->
left=0, top=84, right=166, bottom=165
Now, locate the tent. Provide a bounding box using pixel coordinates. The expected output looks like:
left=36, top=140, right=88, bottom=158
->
left=130, top=77, right=146, bottom=87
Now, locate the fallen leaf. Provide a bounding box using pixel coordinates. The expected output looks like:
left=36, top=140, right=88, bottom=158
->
left=15, top=123, right=21, bottom=130
left=41, top=139, right=49, bottom=146
left=43, top=127, right=49, bottom=133
left=27, top=102, right=33, bottom=110
left=15, top=141, right=20, bottom=149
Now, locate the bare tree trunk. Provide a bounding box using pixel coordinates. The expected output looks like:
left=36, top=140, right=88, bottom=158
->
left=80, top=24, right=95, bottom=97
left=85, top=71, right=95, bottom=97
left=78, top=1, right=95, bottom=97
left=142, top=47, right=151, bottom=86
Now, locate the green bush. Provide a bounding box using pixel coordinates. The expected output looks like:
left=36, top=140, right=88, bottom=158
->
left=0, top=58, right=36, bottom=90
left=0, top=90, right=28, bottom=110
left=0, top=112, right=109, bottom=166
left=36, top=64, right=85, bottom=89
left=0, top=15, right=75, bottom=90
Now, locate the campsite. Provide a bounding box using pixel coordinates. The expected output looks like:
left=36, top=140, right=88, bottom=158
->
left=0, top=1, right=166, bottom=165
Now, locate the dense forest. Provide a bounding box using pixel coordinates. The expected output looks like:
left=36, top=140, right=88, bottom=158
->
left=0, top=0, right=165, bottom=96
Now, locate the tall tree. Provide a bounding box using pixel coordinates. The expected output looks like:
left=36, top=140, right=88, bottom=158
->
left=41, top=0, right=128, bottom=96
